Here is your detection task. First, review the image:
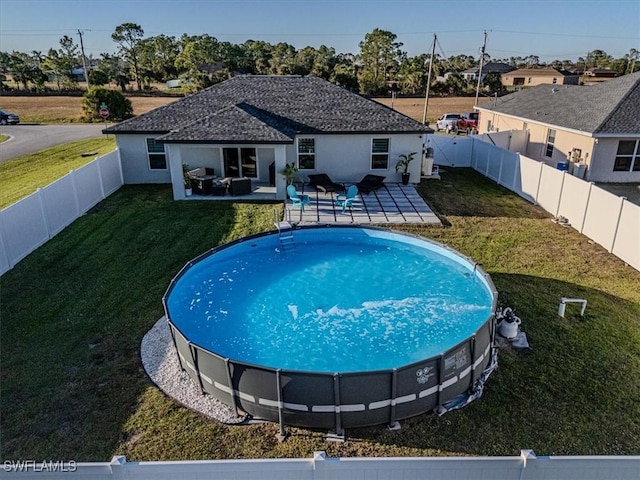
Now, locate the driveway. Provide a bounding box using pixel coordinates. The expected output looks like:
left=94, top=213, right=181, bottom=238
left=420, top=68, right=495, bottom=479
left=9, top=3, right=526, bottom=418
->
left=0, top=124, right=105, bottom=162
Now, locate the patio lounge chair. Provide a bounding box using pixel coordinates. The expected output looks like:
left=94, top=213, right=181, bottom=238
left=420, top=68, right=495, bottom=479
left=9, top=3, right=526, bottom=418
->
left=334, top=185, right=358, bottom=213
left=287, top=185, right=311, bottom=211
left=307, top=173, right=345, bottom=193
left=355, top=174, right=385, bottom=194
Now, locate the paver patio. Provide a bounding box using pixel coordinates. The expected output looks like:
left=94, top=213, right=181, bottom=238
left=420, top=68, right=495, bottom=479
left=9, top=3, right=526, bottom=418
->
left=285, top=184, right=441, bottom=225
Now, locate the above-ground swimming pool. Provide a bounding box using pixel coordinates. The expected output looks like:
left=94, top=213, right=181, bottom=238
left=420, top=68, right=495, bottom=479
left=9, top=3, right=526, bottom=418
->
left=163, top=225, right=497, bottom=430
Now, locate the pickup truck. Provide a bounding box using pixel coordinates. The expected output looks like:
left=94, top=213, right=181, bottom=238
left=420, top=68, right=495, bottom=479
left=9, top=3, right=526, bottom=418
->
left=455, top=112, right=479, bottom=135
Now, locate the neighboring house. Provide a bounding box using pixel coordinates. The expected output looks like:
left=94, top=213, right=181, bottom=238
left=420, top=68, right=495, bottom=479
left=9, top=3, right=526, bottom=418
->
left=103, top=75, right=431, bottom=200
left=567, top=68, right=618, bottom=85
left=460, top=62, right=516, bottom=82
left=475, top=71, right=640, bottom=183
left=501, top=67, right=580, bottom=87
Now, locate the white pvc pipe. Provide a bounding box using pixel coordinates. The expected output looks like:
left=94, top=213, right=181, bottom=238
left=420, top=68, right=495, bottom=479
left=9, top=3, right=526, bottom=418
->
left=558, top=297, right=587, bottom=317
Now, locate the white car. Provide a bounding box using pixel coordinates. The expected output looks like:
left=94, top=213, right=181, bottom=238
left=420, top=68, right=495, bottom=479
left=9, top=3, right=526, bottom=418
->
left=435, top=113, right=461, bottom=132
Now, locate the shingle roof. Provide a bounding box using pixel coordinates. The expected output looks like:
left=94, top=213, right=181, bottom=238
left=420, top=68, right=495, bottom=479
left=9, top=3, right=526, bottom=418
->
left=476, top=71, right=640, bottom=135
left=104, top=75, right=430, bottom=142
left=462, top=62, right=516, bottom=75
left=503, top=67, right=577, bottom=77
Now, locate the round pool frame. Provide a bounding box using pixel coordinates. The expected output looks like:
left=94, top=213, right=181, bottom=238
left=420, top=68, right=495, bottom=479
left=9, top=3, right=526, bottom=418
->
left=163, top=225, right=498, bottom=431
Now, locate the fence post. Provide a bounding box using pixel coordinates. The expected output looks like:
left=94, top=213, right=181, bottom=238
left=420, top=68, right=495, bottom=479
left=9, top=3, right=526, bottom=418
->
left=533, top=162, right=544, bottom=205
left=115, top=148, right=124, bottom=186
left=109, top=455, right=126, bottom=480
left=579, top=182, right=594, bottom=234
left=513, top=153, right=520, bottom=193
left=485, top=146, right=491, bottom=176
left=69, top=169, right=82, bottom=217
left=97, top=155, right=106, bottom=200
left=555, top=171, right=566, bottom=218
left=36, top=188, right=52, bottom=240
left=610, top=196, right=627, bottom=253
left=519, top=449, right=537, bottom=480
left=470, top=137, right=477, bottom=170
left=0, top=213, right=13, bottom=270
left=497, top=151, right=505, bottom=185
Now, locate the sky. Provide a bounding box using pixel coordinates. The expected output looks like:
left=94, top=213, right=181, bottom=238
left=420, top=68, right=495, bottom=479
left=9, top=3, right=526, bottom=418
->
left=1, top=0, right=639, bottom=63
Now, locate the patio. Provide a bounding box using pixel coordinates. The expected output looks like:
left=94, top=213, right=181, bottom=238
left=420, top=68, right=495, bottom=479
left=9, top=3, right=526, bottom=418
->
left=286, top=183, right=441, bottom=225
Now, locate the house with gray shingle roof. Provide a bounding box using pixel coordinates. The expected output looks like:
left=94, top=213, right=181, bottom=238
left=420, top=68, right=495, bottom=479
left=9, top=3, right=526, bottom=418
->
left=103, top=75, right=431, bottom=199
left=501, top=67, right=579, bottom=87
left=475, top=71, right=640, bottom=183
left=461, top=62, right=516, bottom=82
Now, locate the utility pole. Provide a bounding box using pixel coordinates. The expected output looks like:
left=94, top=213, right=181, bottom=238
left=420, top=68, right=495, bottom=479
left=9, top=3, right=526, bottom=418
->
left=77, top=29, right=90, bottom=89
left=474, top=31, right=488, bottom=106
left=422, top=33, right=437, bottom=125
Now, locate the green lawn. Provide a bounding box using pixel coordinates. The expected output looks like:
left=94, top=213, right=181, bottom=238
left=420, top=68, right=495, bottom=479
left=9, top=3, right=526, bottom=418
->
left=1, top=169, right=639, bottom=461
left=0, top=137, right=116, bottom=209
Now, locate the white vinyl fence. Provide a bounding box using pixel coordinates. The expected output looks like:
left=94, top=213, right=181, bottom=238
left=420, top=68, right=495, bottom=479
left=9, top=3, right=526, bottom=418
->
left=0, top=149, right=123, bottom=275
left=1, top=451, right=638, bottom=479
left=429, top=134, right=640, bottom=272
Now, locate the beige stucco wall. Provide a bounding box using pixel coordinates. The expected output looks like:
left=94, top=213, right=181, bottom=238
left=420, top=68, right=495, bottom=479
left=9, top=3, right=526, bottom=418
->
left=501, top=74, right=579, bottom=87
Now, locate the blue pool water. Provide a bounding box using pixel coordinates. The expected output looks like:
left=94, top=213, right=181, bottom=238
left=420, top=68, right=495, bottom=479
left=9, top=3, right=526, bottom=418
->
left=166, top=227, right=494, bottom=373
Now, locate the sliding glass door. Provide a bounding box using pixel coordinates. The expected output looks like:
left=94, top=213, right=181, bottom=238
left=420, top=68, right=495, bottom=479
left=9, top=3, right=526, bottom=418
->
left=223, top=147, right=257, bottom=178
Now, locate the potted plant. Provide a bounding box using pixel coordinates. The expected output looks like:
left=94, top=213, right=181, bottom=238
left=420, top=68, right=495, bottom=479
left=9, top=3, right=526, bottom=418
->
left=395, top=152, right=417, bottom=185
left=279, top=162, right=298, bottom=186
left=182, top=162, right=192, bottom=196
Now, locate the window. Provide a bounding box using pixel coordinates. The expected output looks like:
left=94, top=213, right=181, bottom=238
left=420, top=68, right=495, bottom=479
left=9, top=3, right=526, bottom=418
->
left=146, top=138, right=167, bottom=170
left=545, top=129, right=556, bottom=158
left=613, top=140, right=640, bottom=172
left=371, top=138, right=389, bottom=169
left=552, top=77, right=557, bottom=84
left=297, top=138, right=315, bottom=170
left=223, top=147, right=257, bottom=178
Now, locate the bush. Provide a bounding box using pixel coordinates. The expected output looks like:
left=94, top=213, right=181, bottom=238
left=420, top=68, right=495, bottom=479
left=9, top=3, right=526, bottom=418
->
left=82, top=86, right=133, bottom=122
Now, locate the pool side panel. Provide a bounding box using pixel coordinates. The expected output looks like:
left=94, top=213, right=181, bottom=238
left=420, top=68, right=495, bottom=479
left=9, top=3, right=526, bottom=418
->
left=393, top=357, right=441, bottom=421
left=190, top=344, right=236, bottom=407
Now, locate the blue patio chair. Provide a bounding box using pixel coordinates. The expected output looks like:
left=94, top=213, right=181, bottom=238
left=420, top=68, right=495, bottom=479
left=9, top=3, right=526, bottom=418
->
left=287, top=184, right=311, bottom=211
left=334, top=185, right=358, bottom=213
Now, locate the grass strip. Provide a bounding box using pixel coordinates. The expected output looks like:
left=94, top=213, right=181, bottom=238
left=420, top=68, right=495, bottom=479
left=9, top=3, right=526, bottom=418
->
left=0, top=137, right=115, bottom=208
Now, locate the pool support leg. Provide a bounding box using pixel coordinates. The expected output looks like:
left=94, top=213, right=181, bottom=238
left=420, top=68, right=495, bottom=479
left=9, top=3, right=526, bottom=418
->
left=276, top=369, right=287, bottom=442
left=327, top=374, right=345, bottom=441
left=224, top=358, right=238, bottom=415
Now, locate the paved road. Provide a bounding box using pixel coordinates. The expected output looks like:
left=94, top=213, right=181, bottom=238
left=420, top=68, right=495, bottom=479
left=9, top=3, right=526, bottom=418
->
left=0, top=124, right=106, bottom=162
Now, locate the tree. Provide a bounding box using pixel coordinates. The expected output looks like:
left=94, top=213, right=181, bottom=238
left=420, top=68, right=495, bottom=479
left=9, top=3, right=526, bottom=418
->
left=268, top=42, right=297, bottom=74
left=330, top=55, right=358, bottom=91
left=245, top=40, right=273, bottom=74
left=398, top=54, right=428, bottom=95
left=7, top=51, right=45, bottom=91
left=42, top=35, right=79, bottom=90
left=138, top=34, right=179, bottom=84
left=175, top=34, right=222, bottom=90
left=310, top=45, right=337, bottom=80
left=88, top=69, right=109, bottom=86
left=482, top=72, right=503, bottom=95
left=112, top=23, right=145, bottom=91
left=82, top=86, right=133, bottom=122
left=357, top=28, right=404, bottom=95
